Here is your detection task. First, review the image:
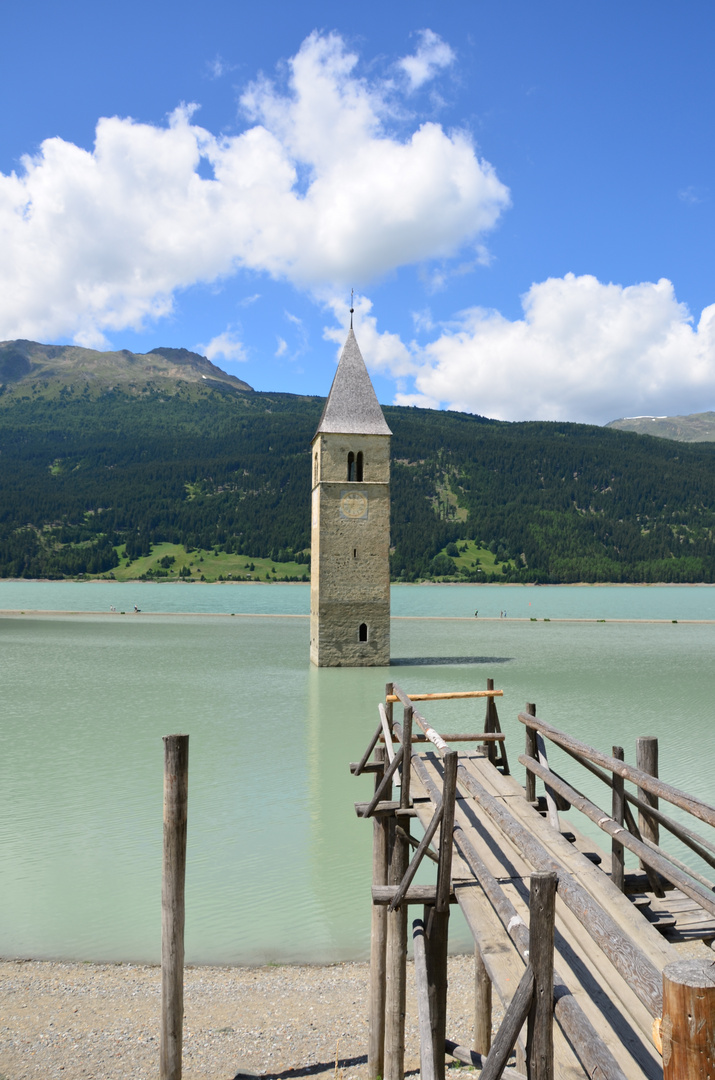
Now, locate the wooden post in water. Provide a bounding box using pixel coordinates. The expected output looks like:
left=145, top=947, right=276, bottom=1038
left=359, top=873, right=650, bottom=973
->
left=368, top=744, right=390, bottom=1080
left=384, top=702, right=410, bottom=1080
left=661, top=958, right=715, bottom=1079
left=161, top=734, right=189, bottom=1080
left=473, top=943, right=492, bottom=1056
left=526, top=871, right=556, bottom=1080
left=525, top=704, right=537, bottom=804
left=636, top=736, right=659, bottom=871
left=611, top=746, right=625, bottom=892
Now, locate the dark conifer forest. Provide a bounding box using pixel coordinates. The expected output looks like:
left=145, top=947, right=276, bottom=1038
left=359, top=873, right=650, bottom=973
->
left=2, top=379, right=715, bottom=582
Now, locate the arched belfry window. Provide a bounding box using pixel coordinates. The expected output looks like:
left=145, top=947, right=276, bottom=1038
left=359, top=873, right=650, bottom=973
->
left=356, top=452, right=364, bottom=482
left=347, top=452, right=355, bottom=482
left=359, top=622, right=368, bottom=642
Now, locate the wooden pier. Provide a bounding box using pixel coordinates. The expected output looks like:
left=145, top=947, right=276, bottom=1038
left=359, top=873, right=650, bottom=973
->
left=353, top=682, right=715, bottom=1080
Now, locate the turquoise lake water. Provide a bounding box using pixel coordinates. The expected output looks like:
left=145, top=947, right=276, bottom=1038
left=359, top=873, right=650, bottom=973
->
left=1, top=582, right=714, bottom=964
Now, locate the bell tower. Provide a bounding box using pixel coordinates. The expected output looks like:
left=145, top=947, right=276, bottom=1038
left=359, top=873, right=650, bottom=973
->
left=310, top=326, right=392, bottom=667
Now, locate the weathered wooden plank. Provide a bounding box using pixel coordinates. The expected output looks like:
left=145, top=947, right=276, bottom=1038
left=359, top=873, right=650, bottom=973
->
left=373, top=884, right=455, bottom=905
left=457, top=762, right=666, bottom=1017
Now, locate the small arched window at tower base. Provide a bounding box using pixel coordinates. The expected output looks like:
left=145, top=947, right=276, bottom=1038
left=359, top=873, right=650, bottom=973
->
left=358, top=622, right=368, bottom=642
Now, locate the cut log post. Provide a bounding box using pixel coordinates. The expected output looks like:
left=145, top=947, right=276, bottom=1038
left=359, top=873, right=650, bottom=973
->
left=661, top=958, right=715, bottom=1079
left=368, top=746, right=390, bottom=1080
left=636, top=736, right=659, bottom=870
left=427, top=749, right=458, bottom=1080
left=612, top=746, right=626, bottom=892
left=525, top=705, right=537, bottom=804
left=526, top=871, right=556, bottom=1080
left=161, top=734, right=189, bottom=1080
left=413, top=919, right=436, bottom=1080
left=473, top=943, right=492, bottom=1056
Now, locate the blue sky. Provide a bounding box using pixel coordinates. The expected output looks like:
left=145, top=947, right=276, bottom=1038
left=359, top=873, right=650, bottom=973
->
left=2, top=1, right=714, bottom=423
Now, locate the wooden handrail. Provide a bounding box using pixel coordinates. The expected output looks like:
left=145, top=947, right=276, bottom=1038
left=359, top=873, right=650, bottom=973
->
left=520, top=754, right=715, bottom=919
left=518, top=712, right=715, bottom=830
left=387, top=690, right=503, bottom=702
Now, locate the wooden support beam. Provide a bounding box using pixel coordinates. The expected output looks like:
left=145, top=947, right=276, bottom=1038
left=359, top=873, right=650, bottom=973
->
left=373, top=885, right=456, bottom=905
left=388, top=802, right=444, bottom=911
left=161, top=734, right=189, bottom=1080
left=353, top=719, right=384, bottom=776
left=480, top=965, right=534, bottom=1080
left=444, top=1042, right=525, bottom=1079
left=525, top=704, right=537, bottom=805
left=368, top=747, right=389, bottom=1080
left=611, top=746, right=626, bottom=892
left=473, top=943, right=492, bottom=1057
left=636, top=736, right=660, bottom=866
left=526, top=872, right=556, bottom=1080
left=412, top=919, right=436, bottom=1080
left=427, top=749, right=458, bottom=1080
left=661, top=958, right=715, bottom=1079
left=361, top=745, right=404, bottom=818
left=384, top=701, right=409, bottom=1080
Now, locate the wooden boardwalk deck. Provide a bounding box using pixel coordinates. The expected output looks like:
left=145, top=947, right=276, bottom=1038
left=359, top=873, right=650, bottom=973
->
left=354, top=683, right=715, bottom=1080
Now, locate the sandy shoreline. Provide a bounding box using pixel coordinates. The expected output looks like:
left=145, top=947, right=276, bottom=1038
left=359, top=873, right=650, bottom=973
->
left=0, top=956, right=489, bottom=1080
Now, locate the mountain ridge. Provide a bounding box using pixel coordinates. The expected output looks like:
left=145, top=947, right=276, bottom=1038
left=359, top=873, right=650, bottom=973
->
left=0, top=339, right=253, bottom=395
left=607, top=412, right=715, bottom=442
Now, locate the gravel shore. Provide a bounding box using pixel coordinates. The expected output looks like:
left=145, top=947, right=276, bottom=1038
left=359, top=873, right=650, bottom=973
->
left=0, top=955, right=495, bottom=1080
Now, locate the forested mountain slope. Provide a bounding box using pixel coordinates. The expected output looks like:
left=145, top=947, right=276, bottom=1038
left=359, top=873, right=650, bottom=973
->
left=2, top=365, right=715, bottom=582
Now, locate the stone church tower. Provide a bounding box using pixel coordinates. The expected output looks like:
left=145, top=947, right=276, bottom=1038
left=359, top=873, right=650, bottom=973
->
left=310, top=327, right=392, bottom=667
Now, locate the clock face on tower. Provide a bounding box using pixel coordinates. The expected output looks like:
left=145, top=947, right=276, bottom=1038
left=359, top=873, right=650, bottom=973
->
left=339, top=490, right=368, bottom=520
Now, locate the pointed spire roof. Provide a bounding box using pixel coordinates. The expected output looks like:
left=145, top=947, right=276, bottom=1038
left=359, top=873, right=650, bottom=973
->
left=315, top=329, right=392, bottom=437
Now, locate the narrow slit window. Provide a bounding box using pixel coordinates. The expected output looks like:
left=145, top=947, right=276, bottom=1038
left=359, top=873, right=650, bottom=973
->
left=313, top=452, right=318, bottom=485
left=347, top=451, right=355, bottom=482
left=356, top=451, right=363, bottom=482
left=358, top=622, right=368, bottom=642
left=353, top=548, right=357, bottom=558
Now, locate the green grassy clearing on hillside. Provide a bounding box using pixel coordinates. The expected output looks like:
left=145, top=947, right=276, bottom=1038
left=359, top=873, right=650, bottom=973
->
left=108, top=542, right=309, bottom=583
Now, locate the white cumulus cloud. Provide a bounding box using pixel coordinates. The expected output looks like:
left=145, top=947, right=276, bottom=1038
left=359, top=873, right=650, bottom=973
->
left=398, top=30, right=455, bottom=91
left=200, top=329, right=247, bottom=363
left=331, top=276, right=715, bottom=424
left=0, top=31, right=508, bottom=347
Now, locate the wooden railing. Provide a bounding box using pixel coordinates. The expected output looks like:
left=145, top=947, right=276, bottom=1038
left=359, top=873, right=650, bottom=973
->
left=518, top=709, right=715, bottom=912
